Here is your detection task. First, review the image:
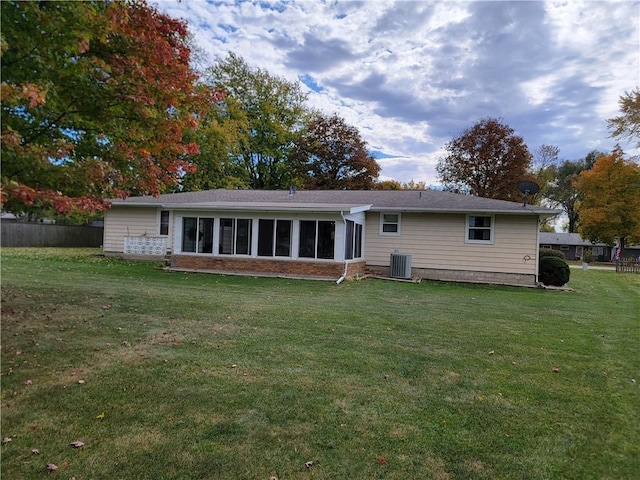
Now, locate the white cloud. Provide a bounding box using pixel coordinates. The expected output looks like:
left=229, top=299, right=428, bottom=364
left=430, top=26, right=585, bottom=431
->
left=155, top=0, right=640, bottom=183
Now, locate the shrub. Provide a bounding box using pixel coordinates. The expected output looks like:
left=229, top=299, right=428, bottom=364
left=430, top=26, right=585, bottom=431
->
left=539, top=256, right=570, bottom=286
left=539, top=248, right=566, bottom=260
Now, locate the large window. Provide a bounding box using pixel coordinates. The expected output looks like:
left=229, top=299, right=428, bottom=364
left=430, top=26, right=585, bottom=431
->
left=258, top=219, right=292, bottom=257
left=300, top=220, right=335, bottom=259
left=380, top=213, right=400, bottom=235
left=466, top=215, right=493, bottom=243
left=345, top=220, right=363, bottom=260
left=182, top=217, right=214, bottom=253
left=219, top=218, right=252, bottom=255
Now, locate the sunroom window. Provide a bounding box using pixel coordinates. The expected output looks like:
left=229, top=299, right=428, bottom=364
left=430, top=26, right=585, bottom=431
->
left=299, top=220, right=335, bottom=259
left=219, top=218, right=252, bottom=255
left=258, top=219, right=292, bottom=257
left=345, top=220, right=363, bottom=260
left=182, top=217, right=214, bottom=253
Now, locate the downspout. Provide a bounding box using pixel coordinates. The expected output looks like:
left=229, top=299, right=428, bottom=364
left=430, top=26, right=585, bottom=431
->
left=336, top=211, right=349, bottom=284
left=535, top=214, right=541, bottom=284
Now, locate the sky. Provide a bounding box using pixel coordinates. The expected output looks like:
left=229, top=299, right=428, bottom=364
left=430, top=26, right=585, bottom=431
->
left=157, top=0, right=640, bottom=185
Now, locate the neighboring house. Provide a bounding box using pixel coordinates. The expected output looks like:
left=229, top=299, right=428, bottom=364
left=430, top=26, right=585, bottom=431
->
left=539, top=232, right=640, bottom=262
left=104, top=189, right=560, bottom=286
left=539, top=232, right=613, bottom=261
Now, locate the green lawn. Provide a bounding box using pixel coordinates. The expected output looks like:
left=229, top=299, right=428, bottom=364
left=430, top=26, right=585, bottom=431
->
left=1, top=248, right=638, bottom=479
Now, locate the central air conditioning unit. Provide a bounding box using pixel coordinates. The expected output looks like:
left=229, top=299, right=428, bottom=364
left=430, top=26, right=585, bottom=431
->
left=390, top=252, right=412, bottom=279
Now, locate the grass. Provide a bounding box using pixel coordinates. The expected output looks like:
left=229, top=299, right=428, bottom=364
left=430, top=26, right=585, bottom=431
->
left=1, top=248, right=639, bottom=480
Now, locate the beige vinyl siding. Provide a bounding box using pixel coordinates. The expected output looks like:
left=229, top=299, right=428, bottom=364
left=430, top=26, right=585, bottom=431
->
left=103, top=206, right=161, bottom=253
left=365, top=212, right=539, bottom=275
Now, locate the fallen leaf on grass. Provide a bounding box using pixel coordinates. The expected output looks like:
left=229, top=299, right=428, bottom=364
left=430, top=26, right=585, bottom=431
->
left=24, top=379, right=33, bottom=385
left=70, top=441, right=85, bottom=448
left=47, top=463, right=58, bottom=471
left=96, top=412, right=105, bottom=419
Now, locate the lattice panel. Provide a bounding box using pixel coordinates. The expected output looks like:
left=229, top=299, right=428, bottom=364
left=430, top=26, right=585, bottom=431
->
left=123, top=236, right=167, bottom=255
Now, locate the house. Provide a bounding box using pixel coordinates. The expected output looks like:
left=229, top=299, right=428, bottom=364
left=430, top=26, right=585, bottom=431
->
left=103, top=189, right=561, bottom=286
left=539, top=232, right=611, bottom=261
left=539, top=232, right=639, bottom=262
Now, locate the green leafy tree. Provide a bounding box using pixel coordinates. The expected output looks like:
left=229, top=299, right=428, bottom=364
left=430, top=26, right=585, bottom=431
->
left=574, top=149, right=640, bottom=253
left=543, top=151, right=604, bottom=233
left=374, top=180, right=403, bottom=190
left=608, top=88, right=640, bottom=149
left=436, top=118, right=532, bottom=201
left=204, top=53, right=308, bottom=190
left=1, top=0, right=200, bottom=218
left=179, top=86, right=249, bottom=191
left=290, top=113, right=380, bottom=189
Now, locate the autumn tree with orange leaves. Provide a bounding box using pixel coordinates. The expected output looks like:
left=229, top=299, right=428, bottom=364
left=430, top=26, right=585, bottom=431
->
left=1, top=1, right=203, bottom=220
left=574, top=149, right=640, bottom=254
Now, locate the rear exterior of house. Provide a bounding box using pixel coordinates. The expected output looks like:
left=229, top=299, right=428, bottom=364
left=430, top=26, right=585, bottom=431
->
left=103, top=189, right=560, bottom=286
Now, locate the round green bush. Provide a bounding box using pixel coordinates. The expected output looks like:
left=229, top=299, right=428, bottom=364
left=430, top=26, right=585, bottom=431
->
left=539, top=248, right=566, bottom=260
left=539, top=256, right=570, bottom=286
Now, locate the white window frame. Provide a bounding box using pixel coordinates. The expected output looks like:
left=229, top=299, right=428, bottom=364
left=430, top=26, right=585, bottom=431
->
left=345, top=220, right=364, bottom=260
left=379, top=212, right=401, bottom=236
left=465, top=214, right=494, bottom=244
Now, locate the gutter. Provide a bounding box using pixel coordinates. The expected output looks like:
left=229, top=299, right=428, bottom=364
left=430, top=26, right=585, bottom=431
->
left=336, top=210, right=349, bottom=284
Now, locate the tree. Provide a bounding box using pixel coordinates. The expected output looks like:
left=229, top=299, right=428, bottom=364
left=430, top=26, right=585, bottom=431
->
left=436, top=118, right=532, bottom=201
left=403, top=180, right=428, bottom=190
left=574, top=149, right=640, bottom=253
left=533, top=144, right=560, bottom=171
left=290, top=113, right=380, bottom=189
left=530, top=144, right=560, bottom=205
left=179, top=85, right=249, bottom=191
left=1, top=0, right=201, bottom=219
left=542, top=151, right=604, bottom=233
left=204, top=53, right=308, bottom=190
left=608, top=88, right=640, bottom=149
left=374, top=180, right=403, bottom=190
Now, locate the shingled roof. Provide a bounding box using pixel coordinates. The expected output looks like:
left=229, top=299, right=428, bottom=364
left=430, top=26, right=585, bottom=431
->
left=111, top=189, right=560, bottom=216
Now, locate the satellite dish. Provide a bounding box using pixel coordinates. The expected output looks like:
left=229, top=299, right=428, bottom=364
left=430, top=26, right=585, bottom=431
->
left=518, top=181, right=540, bottom=206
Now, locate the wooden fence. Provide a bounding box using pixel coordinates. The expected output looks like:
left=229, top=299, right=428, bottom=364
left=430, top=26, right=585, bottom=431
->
left=616, top=258, right=640, bottom=273
left=1, top=222, right=103, bottom=248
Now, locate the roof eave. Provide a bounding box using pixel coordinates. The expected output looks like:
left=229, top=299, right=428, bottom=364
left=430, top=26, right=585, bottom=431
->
left=112, top=201, right=372, bottom=214
left=369, top=206, right=562, bottom=216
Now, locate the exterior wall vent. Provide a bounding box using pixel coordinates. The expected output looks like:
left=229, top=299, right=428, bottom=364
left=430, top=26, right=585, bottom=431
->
left=390, top=252, right=412, bottom=279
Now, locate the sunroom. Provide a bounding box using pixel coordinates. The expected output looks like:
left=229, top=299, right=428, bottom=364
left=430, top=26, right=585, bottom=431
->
left=167, top=203, right=369, bottom=280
